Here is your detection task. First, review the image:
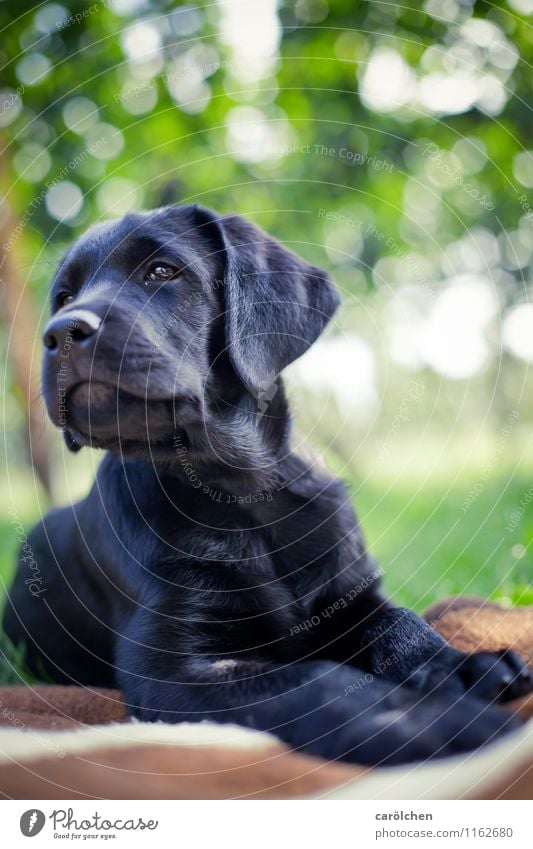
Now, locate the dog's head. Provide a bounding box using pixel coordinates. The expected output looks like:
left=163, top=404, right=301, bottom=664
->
left=42, top=204, right=339, bottom=465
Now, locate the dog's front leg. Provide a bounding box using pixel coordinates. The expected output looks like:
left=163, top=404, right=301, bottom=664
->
left=114, top=605, right=522, bottom=765
left=349, top=598, right=532, bottom=703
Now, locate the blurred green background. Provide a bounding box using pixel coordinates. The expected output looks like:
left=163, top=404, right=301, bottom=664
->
left=1, top=0, right=532, bottom=682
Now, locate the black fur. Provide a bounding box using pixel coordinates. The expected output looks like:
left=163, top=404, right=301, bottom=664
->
left=3, top=205, right=531, bottom=766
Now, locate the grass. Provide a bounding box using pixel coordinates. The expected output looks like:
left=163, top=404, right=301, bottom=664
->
left=0, top=454, right=531, bottom=684
left=0, top=508, right=46, bottom=684
left=354, top=473, right=533, bottom=612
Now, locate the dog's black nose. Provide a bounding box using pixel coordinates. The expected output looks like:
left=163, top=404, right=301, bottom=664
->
left=43, top=310, right=102, bottom=352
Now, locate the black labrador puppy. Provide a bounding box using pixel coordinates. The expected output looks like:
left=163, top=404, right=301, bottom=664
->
left=3, top=205, right=532, bottom=765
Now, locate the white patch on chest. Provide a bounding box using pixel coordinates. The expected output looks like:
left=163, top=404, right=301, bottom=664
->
left=211, top=659, right=240, bottom=672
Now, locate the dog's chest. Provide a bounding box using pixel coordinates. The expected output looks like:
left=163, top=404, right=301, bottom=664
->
left=103, top=462, right=369, bottom=657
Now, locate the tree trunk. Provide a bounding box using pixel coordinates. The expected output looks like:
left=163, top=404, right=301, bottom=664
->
left=0, top=175, right=52, bottom=494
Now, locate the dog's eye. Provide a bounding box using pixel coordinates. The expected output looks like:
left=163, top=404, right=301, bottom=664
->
left=144, top=264, right=180, bottom=283
left=57, top=293, right=74, bottom=308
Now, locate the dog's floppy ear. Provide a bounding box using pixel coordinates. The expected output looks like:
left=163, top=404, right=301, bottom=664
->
left=196, top=207, right=340, bottom=395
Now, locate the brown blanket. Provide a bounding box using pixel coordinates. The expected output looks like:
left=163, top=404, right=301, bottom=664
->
left=0, top=597, right=532, bottom=799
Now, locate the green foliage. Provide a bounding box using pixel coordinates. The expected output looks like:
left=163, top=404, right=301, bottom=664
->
left=1, top=0, right=531, bottom=300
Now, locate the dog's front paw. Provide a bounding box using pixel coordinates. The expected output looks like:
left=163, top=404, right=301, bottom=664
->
left=458, top=649, right=533, bottom=703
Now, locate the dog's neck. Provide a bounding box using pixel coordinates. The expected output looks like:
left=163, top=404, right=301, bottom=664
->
left=154, top=377, right=291, bottom=498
